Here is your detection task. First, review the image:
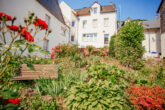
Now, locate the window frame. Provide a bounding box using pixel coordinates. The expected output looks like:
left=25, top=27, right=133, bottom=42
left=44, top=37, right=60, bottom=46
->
left=72, top=21, right=75, bottom=27
left=104, top=18, right=109, bottom=27
left=93, top=8, right=97, bottom=14
left=82, top=20, right=87, bottom=28
left=104, top=34, right=109, bottom=44
left=92, top=19, right=98, bottom=28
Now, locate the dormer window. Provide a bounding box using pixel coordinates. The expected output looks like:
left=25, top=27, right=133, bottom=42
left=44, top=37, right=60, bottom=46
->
left=93, top=8, right=97, bottom=14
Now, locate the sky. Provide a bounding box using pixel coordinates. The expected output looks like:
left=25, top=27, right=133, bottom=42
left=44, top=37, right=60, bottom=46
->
left=59, top=0, right=161, bottom=21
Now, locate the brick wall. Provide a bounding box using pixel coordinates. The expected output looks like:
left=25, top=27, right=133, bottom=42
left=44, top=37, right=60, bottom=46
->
left=160, top=0, right=165, bottom=33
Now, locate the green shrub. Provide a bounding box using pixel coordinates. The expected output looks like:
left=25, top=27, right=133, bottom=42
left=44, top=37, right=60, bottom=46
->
left=163, top=57, right=165, bottom=67
left=113, top=21, right=145, bottom=70
left=20, top=94, right=58, bottom=110
left=65, top=64, right=130, bottom=110
left=109, top=35, right=116, bottom=57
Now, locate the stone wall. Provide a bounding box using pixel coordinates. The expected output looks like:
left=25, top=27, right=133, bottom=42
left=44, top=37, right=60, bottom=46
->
left=160, top=0, right=165, bottom=33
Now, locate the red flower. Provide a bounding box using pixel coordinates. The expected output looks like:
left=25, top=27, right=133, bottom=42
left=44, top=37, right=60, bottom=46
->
left=19, top=28, right=34, bottom=42
left=24, top=32, right=34, bottom=42
left=7, top=25, right=19, bottom=31
left=34, top=18, right=48, bottom=30
left=60, top=45, right=64, bottom=48
left=0, top=12, right=12, bottom=21
left=55, top=50, right=62, bottom=52
left=55, top=46, right=59, bottom=49
left=3, top=98, right=21, bottom=105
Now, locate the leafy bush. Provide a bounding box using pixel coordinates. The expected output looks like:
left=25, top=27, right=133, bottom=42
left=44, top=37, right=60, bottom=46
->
left=65, top=79, right=129, bottom=110
left=109, top=35, right=116, bottom=57
left=113, top=21, right=145, bottom=70
left=65, top=64, right=130, bottom=110
left=20, top=94, right=58, bottom=110
left=88, top=64, right=127, bottom=82
left=126, top=85, right=165, bottom=110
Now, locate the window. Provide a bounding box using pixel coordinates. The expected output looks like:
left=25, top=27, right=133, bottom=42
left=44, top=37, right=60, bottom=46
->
left=82, top=33, right=97, bottom=42
left=43, top=39, right=49, bottom=51
left=72, top=21, right=75, bottom=27
left=104, top=18, right=109, bottom=27
left=71, top=35, right=74, bottom=41
left=93, top=8, right=97, bottom=14
left=104, top=34, right=109, bottom=44
left=45, top=14, right=50, bottom=27
left=93, top=19, right=98, bottom=28
left=83, top=20, right=87, bottom=28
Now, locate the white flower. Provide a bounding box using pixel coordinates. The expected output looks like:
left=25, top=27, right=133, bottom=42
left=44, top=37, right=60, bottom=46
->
left=64, top=87, right=67, bottom=90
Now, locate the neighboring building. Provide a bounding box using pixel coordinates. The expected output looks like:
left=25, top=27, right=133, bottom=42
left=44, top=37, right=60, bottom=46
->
left=59, top=1, right=78, bottom=44
left=0, top=0, right=69, bottom=56
left=142, top=20, right=161, bottom=57
left=157, top=0, right=165, bottom=57
left=60, top=1, right=117, bottom=48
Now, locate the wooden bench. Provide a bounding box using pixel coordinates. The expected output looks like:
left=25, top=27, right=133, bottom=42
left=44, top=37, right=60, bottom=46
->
left=12, top=64, right=58, bottom=80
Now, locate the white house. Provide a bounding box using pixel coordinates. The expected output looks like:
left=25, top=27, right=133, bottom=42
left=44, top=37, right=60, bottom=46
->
left=59, top=1, right=78, bottom=44
left=142, top=20, right=161, bottom=57
left=60, top=1, right=117, bottom=48
left=0, top=0, right=69, bottom=56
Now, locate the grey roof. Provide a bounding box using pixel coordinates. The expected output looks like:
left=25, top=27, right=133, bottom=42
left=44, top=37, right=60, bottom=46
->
left=37, top=0, right=65, bottom=24
left=141, top=20, right=160, bottom=29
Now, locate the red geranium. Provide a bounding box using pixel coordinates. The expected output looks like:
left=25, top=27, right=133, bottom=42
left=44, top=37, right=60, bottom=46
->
left=0, top=12, right=12, bottom=21
left=4, top=98, right=21, bottom=105
left=127, top=85, right=165, bottom=110
left=7, top=25, right=19, bottom=31
left=34, top=18, right=48, bottom=30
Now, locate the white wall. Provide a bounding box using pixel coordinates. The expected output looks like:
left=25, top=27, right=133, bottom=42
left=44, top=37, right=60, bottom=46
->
left=60, top=1, right=78, bottom=44
left=0, top=0, right=69, bottom=56
left=78, top=3, right=117, bottom=48
left=143, top=29, right=161, bottom=57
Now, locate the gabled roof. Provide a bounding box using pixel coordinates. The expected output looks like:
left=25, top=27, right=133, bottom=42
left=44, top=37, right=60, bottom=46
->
left=157, top=0, right=164, bottom=13
left=37, top=0, right=65, bottom=24
left=101, top=4, right=116, bottom=13
left=142, top=20, right=160, bottom=29
left=74, top=2, right=116, bottom=16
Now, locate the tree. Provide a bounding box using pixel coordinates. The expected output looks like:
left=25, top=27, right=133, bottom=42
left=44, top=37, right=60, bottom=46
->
left=114, top=21, right=145, bottom=70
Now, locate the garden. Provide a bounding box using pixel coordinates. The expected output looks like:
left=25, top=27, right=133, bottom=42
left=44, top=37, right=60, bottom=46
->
left=0, top=12, right=165, bottom=110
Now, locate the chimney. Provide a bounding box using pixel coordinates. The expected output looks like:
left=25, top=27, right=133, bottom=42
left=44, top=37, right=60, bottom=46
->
left=110, top=2, right=114, bottom=5
left=155, top=15, right=159, bottom=20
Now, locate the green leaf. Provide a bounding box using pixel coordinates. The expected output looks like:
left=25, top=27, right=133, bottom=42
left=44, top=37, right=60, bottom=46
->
left=40, top=50, right=50, bottom=55
left=2, top=103, right=19, bottom=110
left=140, top=80, right=148, bottom=84
left=26, top=62, right=35, bottom=70
left=14, top=40, right=25, bottom=46
left=0, top=43, right=3, bottom=47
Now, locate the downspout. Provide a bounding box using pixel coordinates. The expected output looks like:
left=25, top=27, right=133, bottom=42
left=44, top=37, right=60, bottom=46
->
left=77, top=17, right=80, bottom=46
left=148, top=29, right=151, bottom=53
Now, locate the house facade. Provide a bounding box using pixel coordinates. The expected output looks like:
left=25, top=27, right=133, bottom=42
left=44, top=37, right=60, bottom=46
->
left=0, top=0, right=69, bottom=56
left=157, top=0, right=165, bottom=57
left=142, top=20, right=161, bottom=57
left=60, top=1, right=117, bottom=48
